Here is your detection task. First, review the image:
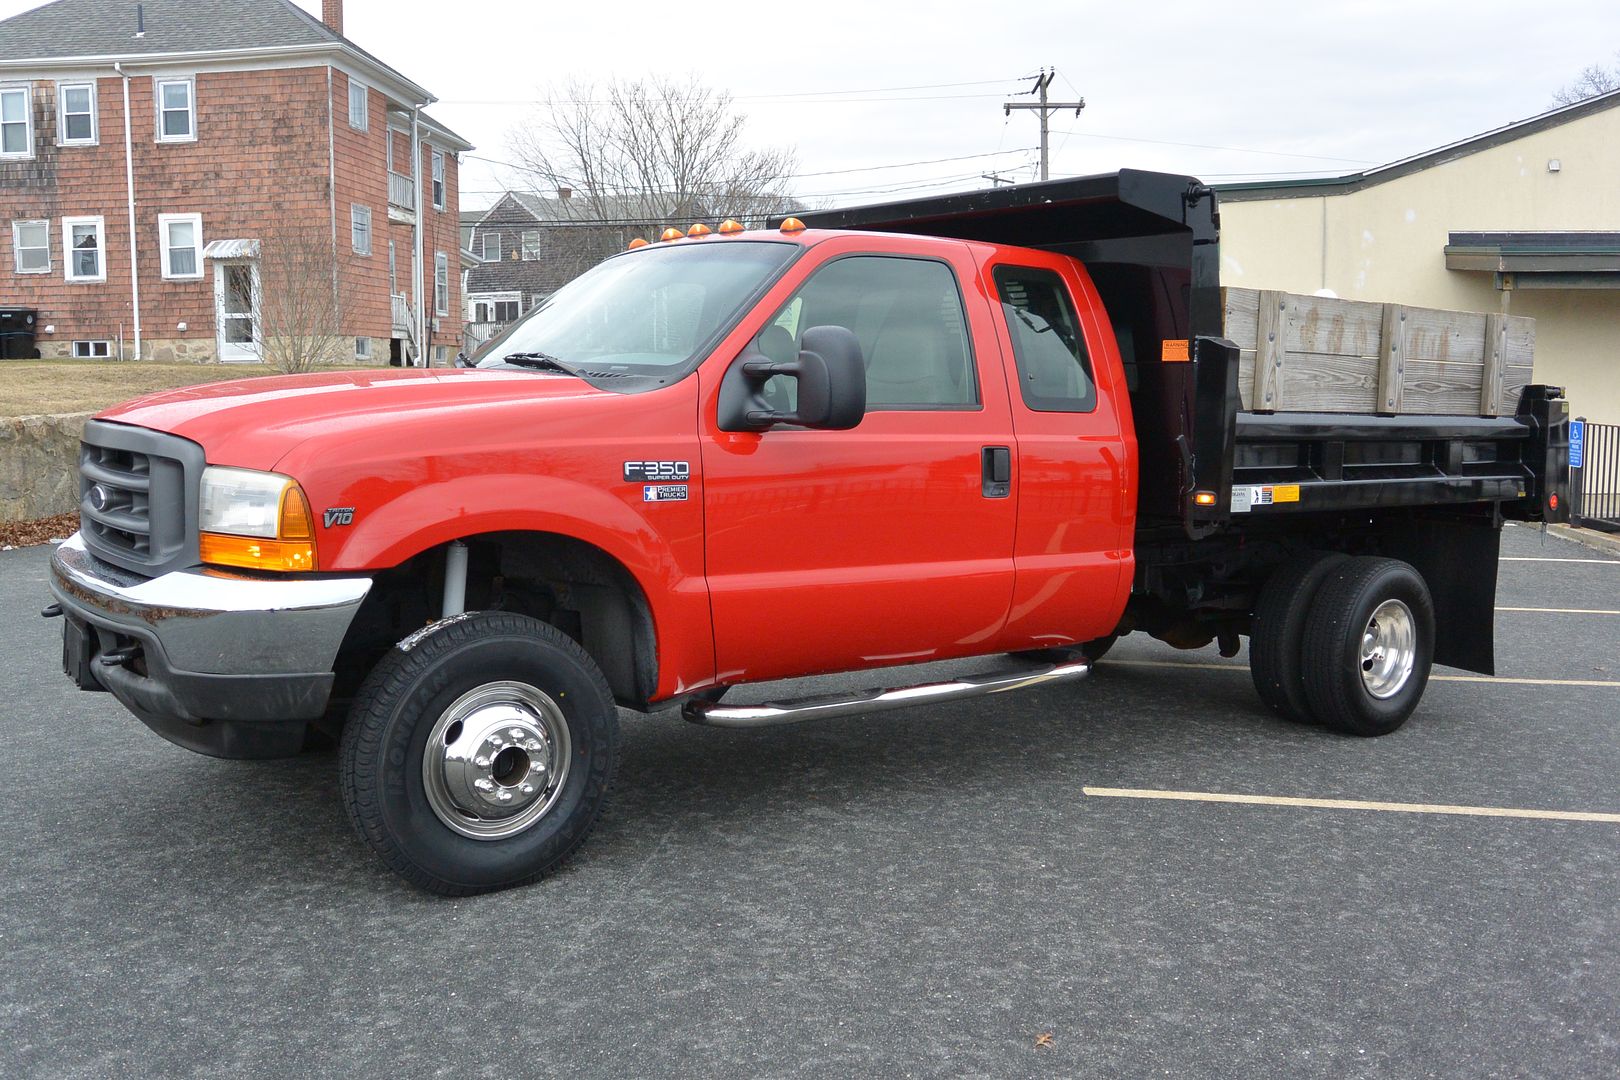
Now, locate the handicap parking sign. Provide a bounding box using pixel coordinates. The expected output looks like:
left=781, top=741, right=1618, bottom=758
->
left=1570, top=419, right=1584, bottom=469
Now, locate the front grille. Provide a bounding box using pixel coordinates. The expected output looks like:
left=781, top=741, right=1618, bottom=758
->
left=78, top=420, right=205, bottom=576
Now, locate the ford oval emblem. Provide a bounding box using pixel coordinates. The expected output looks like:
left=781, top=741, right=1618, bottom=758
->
left=89, top=484, right=112, bottom=512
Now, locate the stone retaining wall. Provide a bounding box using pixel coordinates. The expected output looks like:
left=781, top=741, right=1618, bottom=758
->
left=0, top=412, right=90, bottom=522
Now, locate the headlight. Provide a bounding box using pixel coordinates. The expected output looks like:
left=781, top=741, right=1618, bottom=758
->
left=198, top=466, right=317, bottom=572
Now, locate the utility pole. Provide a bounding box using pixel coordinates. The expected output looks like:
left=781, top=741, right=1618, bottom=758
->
left=981, top=172, right=1016, bottom=187
left=1003, top=68, right=1084, bottom=181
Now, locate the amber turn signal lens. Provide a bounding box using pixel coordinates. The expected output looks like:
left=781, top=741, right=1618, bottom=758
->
left=660, top=227, right=684, bottom=242
left=718, top=219, right=744, bottom=234
left=199, top=533, right=318, bottom=573
left=1193, top=491, right=1218, bottom=507
left=627, top=237, right=649, bottom=250
left=278, top=485, right=313, bottom=540
left=687, top=223, right=712, bottom=237
left=778, top=217, right=805, bottom=233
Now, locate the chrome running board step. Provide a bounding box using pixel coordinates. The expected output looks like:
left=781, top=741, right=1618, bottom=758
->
left=682, top=656, right=1091, bottom=729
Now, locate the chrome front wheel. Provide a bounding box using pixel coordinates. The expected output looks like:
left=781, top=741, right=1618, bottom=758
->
left=422, top=681, right=573, bottom=840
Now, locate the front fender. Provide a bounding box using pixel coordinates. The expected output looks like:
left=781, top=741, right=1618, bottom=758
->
left=313, top=472, right=713, bottom=700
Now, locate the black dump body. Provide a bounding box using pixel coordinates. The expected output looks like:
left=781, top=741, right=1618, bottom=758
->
left=790, top=169, right=1569, bottom=540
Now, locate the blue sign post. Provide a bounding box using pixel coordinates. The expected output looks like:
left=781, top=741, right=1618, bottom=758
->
left=1570, top=419, right=1585, bottom=469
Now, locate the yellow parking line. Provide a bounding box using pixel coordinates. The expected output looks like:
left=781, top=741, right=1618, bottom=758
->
left=1105, top=657, right=1620, bottom=688
left=1501, top=556, right=1620, bottom=564
left=1496, top=606, right=1620, bottom=615
left=1082, top=786, right=1620, bottom=823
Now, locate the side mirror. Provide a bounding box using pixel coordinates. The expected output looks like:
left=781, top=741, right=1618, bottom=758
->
left=719, top=325, right=867, bottom=432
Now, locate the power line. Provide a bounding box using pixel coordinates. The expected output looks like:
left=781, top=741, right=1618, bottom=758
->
left=1045, top=129, right=1378, bottom=165
left=441, top=92, right=1011, bottom=106
left=461, top=146, right=1040, bottom=185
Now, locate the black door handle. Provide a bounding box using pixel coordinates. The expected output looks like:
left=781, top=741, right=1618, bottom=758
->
left=982, top=446, right=1011, bottom=498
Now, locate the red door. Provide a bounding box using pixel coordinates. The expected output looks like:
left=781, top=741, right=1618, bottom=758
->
left=699, top=237, right=1018, bottom=684
left=978, top=251, right=1136, bottom=651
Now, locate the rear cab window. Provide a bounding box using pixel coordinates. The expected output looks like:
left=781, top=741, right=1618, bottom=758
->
left=993, top=265, right=1096, bottom=413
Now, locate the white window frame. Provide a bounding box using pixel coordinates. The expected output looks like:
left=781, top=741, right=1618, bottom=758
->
left=72, top=340, right=112, bottom=359
left=157, top=212, right=203, bottom=280
left=355, top=337, right=373, bottom=359
left=521, top=230, right=541, bottom=261
left=154, top=77, right=195, bottom=143
left=0, top=84, right=33, bottom=160
left=431, top=150, right=445, bottom=210
left=63, top=215, right=106, bottom=282
left=468, top=291, right=521, bottom=323
left=481, top=231, right=499, bottom=261
left=351, top=204, right=372, bottom=255
left=57, top=81, right=97, bottom=146
left=388, top=239, right=397, bottom=294
left=347, top=79, right=368, bottom=131
left=12, top=219, right=50, bottom=274
left=434, top=252, right=450, bottom=316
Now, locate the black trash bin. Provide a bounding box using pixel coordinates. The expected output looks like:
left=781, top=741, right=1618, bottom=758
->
left=0, top=308, right=40, bottom=359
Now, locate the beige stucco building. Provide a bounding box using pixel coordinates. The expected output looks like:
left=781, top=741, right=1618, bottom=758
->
left=1216, top=89, right=1620, bottom=424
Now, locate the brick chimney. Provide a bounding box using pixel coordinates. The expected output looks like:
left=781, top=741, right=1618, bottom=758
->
left=322, top=0, right=343, bottom=35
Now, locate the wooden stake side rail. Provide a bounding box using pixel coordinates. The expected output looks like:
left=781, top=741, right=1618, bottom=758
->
left=1223, top=288, right=1535, bottom=417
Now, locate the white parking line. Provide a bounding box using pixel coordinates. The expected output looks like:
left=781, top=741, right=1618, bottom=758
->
left=1105, top=658, right=1620, bottom=688
left=1496, top=606, right=1620, bottom=615
left=1082, top=786, right=1620, bottom=823
left=1501, top=557, right=1620, bottom=564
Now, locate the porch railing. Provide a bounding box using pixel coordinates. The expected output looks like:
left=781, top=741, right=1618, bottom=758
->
left=388, top=171, right=415, bottom=209
left=1570, top=417, right=1620, bottom=533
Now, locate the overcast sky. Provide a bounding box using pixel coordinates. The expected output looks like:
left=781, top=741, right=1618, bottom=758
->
left=7, top=0, right=1619, bottom=211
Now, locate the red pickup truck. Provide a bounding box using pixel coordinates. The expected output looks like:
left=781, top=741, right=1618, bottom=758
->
left=47, top=171, right=1569, bottom=894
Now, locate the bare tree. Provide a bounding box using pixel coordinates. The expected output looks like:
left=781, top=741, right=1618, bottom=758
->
left=256, top=226, right=350, bottom=374
left=508, top=75, right=802, bottom=250
left=1552, top=53, right=1620, bottom=105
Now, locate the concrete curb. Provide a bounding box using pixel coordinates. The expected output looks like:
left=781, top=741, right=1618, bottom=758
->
left=1547, top=522, right=1620, bottom=557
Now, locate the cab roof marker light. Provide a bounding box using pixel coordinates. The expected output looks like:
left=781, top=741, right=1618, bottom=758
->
left=659, top=227, right=684, bottom=242
left=627, top=237, right=649, bottom=250
left=687, top=223, right=712, bottom=237
left=718, top=219, right=744, bottom=235
left=779, top=217, right=806, bottom=234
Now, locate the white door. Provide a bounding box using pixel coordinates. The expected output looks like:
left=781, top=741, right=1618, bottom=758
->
left=214, top=260, right=260, bottom=363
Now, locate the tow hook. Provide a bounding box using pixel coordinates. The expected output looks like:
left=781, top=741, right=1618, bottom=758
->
left=41, top=603, right=63, bottom=618
left=100, top=645, right=142, bottom=668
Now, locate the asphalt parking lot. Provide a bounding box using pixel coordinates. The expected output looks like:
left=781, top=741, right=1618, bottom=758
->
left=2, top=523, right=1617, bottom=1079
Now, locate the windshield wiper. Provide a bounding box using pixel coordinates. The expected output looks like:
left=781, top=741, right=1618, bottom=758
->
left=501, top=351, right=582, bottom=376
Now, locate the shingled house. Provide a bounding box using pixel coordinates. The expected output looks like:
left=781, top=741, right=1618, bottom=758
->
left=0, top=0, right=471, bottom=365
left=463, top=189, right=664, bottom=352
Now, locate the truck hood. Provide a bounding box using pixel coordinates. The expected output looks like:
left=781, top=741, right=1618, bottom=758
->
left=98, top=368, right=614, bottom=469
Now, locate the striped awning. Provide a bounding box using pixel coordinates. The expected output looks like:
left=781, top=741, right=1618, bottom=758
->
left=203, top=238, right=260, bottom=259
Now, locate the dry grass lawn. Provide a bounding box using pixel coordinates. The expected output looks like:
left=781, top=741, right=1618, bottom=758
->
left=0, top=361, right=370, bottom=417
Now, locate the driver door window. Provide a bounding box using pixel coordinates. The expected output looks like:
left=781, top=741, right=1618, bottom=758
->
left=750, top=256, right=978, bottom=411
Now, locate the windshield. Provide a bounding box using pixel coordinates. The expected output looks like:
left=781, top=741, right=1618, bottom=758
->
left=477, top=240, right=797, bottom=375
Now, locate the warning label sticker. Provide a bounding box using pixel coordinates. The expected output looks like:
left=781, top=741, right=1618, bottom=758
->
left=1231, top=484, right=1302, bottom=513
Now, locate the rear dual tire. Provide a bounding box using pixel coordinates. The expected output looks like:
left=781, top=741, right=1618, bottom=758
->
left=1250, top=555, right=1434, bottom=737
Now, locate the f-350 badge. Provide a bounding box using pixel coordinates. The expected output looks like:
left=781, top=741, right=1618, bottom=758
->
left=623, top=461, right=690, bottom=483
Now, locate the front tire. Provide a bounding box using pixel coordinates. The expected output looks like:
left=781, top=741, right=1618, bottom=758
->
left=1300, top=557, right=1434, bottom=737
left=340, top=611, right=620, bottom=895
